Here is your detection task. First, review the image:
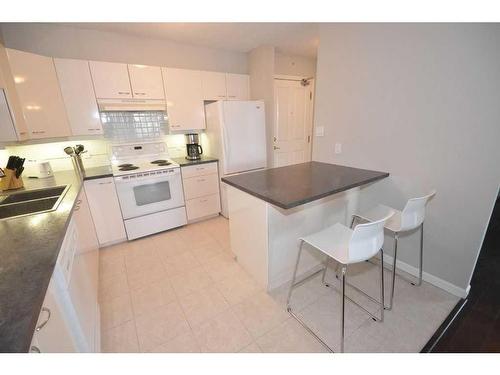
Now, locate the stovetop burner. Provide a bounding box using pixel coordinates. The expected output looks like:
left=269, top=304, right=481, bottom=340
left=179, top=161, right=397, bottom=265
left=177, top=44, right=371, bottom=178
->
left=118, top=163, right=134, bottom=168
left=156, top=162, right=172, bottom=166
left=151, top=160, right=168, bottom=164
left=119, top=165, right=139, bottom=171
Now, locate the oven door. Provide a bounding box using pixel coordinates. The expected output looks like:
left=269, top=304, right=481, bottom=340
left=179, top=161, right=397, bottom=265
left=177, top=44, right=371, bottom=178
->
left=114, top=168, right=185, bottom=219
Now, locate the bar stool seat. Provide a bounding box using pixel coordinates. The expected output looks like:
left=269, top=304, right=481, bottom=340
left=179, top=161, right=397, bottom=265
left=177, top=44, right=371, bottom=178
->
left=355, top=204, right=402, bottom=233
left=286, top=211, right=394, bottom=353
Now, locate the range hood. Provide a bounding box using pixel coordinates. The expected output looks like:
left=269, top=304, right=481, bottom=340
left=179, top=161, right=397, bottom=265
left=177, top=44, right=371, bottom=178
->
left=97, top=98, right=166, bottom=112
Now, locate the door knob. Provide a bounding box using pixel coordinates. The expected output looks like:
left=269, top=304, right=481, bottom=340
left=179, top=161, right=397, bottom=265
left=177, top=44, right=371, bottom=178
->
left=273, top=146, right=280, bottom=150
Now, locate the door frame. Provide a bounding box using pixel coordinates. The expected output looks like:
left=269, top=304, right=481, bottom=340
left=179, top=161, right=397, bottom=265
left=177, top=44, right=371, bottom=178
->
left=272, top=74, right=315, bottom=167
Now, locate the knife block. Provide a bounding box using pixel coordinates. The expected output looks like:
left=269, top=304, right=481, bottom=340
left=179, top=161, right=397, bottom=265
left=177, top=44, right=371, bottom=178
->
left=0, top=168, right=24, bottom=191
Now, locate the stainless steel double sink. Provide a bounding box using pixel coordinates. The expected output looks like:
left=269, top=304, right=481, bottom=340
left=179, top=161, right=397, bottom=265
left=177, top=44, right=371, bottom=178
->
left=0, top=185, right=70, bottom=220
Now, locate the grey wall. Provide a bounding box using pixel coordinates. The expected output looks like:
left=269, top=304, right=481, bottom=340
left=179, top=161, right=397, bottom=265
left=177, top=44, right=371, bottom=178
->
left=275, top=52, right=316, bottom=77
left=313, top=23, right=500, bottom=291
left=248, top=45, right=275, bottom=167
left=0, top=23, right=248, bottom=73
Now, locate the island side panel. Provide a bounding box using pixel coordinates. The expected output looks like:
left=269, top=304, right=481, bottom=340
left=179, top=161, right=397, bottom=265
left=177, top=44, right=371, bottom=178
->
left=227, top=185, right=269, bottom=289
left=267, top=188, right=361, bottom=291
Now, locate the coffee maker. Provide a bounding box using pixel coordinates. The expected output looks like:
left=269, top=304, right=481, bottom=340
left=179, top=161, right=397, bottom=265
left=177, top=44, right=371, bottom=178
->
left=185, top=133, right=203, bottom=161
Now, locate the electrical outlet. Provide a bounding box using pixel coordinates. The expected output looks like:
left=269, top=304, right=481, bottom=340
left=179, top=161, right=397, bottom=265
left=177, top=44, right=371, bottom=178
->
left=315, top=126, right=324, bottom=137
left=334, top=143, right=342, bottom=154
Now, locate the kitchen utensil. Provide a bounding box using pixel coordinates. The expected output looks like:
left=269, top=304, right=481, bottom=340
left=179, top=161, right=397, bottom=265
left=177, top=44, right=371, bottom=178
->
left=64, top=146, right=74, bottom=155
left=75, top=144, right=84, bottom=155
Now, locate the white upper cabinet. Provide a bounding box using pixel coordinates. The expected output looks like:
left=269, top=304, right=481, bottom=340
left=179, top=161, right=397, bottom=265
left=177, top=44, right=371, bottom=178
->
left=54, top=58, right=102, bottom=136
left=163, top=67, right=205, bottom=131
left=6, top=49, right=71, bottom=139
left=226, top=73, right=250, bottom=100
left=202, top=71, right=227, bottom=100
left=127, top=64, right=165, bottom=99
left=89, top=61, right=132, bottom=99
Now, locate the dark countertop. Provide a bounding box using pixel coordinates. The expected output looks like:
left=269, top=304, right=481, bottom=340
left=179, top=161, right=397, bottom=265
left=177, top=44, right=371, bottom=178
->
left=82, top=165, right=113, bottom=181
left=172, top=156, right=218, bottom=167
left=0, top=170, right=83, bottom=352
left=221, top=162, right=389, bottom=210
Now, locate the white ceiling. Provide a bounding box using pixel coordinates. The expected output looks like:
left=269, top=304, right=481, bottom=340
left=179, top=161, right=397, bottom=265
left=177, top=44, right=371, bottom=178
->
left=69, top=23, right=319, bottom=58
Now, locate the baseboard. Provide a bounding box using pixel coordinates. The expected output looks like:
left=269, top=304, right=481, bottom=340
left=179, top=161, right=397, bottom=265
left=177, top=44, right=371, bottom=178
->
left=382, top=253, right=470, bottom=299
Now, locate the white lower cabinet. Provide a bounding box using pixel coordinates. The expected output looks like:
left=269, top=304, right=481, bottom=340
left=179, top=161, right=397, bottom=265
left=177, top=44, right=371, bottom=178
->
left=181, top=162, right=221, bottom=222
left=31, top=189, right=100, bottom=353
left=84, top=177, right=126, bottom=247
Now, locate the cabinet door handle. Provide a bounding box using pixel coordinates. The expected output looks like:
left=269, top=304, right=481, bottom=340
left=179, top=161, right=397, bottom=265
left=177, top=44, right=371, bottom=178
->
left=98, top=181, right=112, bottom=185
left=31, top=130, right=46, bottom=134
left=197, top=178, right=206, bottom=182
left=30, top=345, right=41, bottom=353
left=134, top=92, right=146, bottom=95
left=118, top=91, right=130, bottom=95
left=228, top=95, right=236, bottom=98
left=35, top=307, right=51, bottom=332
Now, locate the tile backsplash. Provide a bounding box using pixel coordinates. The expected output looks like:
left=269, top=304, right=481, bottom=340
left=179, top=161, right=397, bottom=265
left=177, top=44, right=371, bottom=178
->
left=100, top=111, right=168, bottom=143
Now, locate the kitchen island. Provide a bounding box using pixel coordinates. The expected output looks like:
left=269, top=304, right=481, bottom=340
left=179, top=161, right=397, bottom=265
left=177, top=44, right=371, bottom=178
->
left=221, top=162, right=389, bottom=290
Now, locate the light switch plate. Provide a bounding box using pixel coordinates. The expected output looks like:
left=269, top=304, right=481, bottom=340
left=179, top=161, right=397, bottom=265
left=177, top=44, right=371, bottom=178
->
left=315, top=126, right=324, bottom=137
left=334, top=143, right=342, bottom=154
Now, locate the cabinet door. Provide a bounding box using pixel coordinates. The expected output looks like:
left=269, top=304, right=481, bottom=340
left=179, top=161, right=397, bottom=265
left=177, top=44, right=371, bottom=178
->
left=226, top=73, right=250, bottom=100
left=202, top=71, right=227, bottom=100
left=89, top=61, right=132, bottom=99
left=84, top=177, right=127, bottom=246
left=70, top=189, right=100, bottom=352
left=6, top=49, right=71, bottom=139
left=128, top=64, right=165, bottom=99
left=31, top=280, right=78, bottom=353
left=0, top=89, right=17, bottom=141
left=54, top=58, right=102, bottom=136
left=163, top=67, right=205, bottom=131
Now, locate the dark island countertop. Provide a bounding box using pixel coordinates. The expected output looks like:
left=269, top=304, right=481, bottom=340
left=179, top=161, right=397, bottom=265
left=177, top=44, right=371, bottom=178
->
left=0, top=170, right=83, bottom=352
left=221, top=162, right=389, bottom=210
left=172, top=156, right=218, bottom=167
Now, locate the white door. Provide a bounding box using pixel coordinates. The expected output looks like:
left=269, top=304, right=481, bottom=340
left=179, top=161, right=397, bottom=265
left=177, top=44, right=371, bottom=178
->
left=54, top=58, right=102, bottom=136
left=89, top=61, right=132, bottom=99
left=163, top=67, right=205, bottom=131
left=273, top=78, right=314, bottom=167
left=226, top=73, right=249, bottom=100
left=128, top=64, right=165, bottom=99
left=202, top=71, right=227, bottom=100
left=7, top=48, right=71, bottom=139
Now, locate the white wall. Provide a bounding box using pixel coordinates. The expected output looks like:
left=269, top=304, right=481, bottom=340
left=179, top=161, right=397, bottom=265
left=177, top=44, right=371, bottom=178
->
left=248, top=45, right=275, bottom=167
left=313, top=24, right=500, bottom=294
left=0, top=23, right=248, bottom=73
left=275, top=52, right=316, bottom=77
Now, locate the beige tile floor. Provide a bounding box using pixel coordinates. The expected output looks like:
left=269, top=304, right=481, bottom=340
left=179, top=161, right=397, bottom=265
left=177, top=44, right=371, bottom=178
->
left=99, top=215, right=459, bottom=353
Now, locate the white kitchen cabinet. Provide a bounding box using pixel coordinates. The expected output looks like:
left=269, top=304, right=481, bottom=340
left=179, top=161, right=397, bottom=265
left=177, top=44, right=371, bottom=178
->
left=181, top=162, right=221, bottom=222
left=226, top=73, right=250, bottom=100
left=0, top=89, right=17, bottom=141
left=6, top=48, right=71, bottom=139
left=84, top=177, right=127, bottom=246
left=128, top=64, right=165, bottom=99
left=162, top=67, right=205, bottom=131
left=30, top=279, right=78, bottom=353
left=89, top=61, right=132, bottom=99
left=202, top=71, right=227, bottom=100
left=54, top=58, right=102, bottom=136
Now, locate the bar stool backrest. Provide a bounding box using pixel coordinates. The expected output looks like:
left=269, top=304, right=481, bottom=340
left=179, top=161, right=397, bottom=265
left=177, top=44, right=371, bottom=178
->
left=348, top=211, right=394, bottom=263
left=400, top=190, right=436, bottom=231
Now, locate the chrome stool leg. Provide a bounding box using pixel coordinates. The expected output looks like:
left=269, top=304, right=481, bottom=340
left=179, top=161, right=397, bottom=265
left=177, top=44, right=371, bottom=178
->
left=386, top=232, right=398, bottom=310
left=321, top=256, right=331, bottom=286
left=340, top=265, right=346, bottom=353
left=412, top=223, right=424, bottom=286
left=286, top=240, right=305, bottom=308
left=379, top=249, right=385, bottom=322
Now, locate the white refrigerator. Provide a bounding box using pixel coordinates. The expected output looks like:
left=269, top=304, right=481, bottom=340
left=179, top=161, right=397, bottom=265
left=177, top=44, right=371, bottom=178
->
left=205, top=100, right=267, bottom=217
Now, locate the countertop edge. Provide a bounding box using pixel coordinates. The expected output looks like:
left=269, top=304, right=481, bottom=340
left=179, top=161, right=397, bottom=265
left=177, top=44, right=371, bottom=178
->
left=221, top=172, right=389, bottom=209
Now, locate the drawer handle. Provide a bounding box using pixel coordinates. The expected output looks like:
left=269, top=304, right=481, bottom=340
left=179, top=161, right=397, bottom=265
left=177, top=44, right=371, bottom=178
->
left=35, top=307, right=51, bottom=332
left=30, top=345, right=41, bottom=353
left=134, top=92, right=146, bottom=95
left=197, top=178, right=206, bottom=182
left=200, top=199, right=208, bottom=203
left=98, top=181, right=112, bottom=185
left=88, top=128, right=101, bottom=131
left=228, top=95, right=236, bottom=98
left=118, top=91, right=130, bottom=95
left=31, top=130, right=46, bottom=134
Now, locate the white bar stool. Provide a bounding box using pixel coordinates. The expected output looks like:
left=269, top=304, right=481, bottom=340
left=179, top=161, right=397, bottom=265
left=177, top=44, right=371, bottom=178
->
left=351, top=190, right=436, bottom=310
left=286, top=211, right=394, bottom=353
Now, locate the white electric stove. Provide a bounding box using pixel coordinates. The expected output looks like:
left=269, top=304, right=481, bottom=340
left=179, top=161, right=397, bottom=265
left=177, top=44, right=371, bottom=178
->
left=110, top=142, right=187, bottom=240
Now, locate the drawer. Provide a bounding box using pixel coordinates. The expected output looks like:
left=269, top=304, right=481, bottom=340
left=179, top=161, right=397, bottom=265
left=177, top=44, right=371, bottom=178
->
left=182, top=173, right=219, bottom=200
left=181, top=162, right=218, bottom=179
left=185, top=193, right=221, bottom=221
